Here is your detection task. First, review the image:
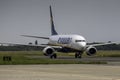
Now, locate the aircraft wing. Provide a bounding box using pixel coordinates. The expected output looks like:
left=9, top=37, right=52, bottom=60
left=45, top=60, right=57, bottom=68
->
left=0, top=42, right=43, bottom=47
left=86, top=42, right=117, bottom=47
left=21, top=35, right=49, bottom=39
left=0, top=42, right=62, bottom=49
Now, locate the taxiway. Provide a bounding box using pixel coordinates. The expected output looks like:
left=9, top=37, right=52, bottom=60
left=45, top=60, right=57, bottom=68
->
left=0, top=64, right=120, bottom=80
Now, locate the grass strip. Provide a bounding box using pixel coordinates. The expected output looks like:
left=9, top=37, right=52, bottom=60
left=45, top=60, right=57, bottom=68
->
left=0, top=51, right=106, bottom=65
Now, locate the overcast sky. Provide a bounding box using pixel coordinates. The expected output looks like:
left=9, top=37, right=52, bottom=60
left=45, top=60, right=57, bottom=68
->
left=0, top=0, right=120, bottom=44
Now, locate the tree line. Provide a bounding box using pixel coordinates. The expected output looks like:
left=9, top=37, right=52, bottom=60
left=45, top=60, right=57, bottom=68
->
left=0, top=46, right=43, bottom=51
left=0, top=44, right=120, bottom=51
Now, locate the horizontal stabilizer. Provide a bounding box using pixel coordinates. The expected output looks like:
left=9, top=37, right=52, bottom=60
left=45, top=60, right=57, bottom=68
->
left=21, top=35, right=49, bottom=39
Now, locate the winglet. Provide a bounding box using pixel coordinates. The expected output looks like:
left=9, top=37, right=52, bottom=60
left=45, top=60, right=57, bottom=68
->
left=50, top=5, right=58, bottom=35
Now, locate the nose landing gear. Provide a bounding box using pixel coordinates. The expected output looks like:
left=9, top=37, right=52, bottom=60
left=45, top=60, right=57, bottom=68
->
left=75, top=52, right=83, bottom=58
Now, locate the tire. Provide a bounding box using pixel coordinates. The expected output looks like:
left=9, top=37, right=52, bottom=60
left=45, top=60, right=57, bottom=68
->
left=75, top=53, right=78, bottom=58
left=78, top=55, right=82, bottom=58
left=75, top=52, right=82, bottom=59
left=50, top=54, right=57, bottom=59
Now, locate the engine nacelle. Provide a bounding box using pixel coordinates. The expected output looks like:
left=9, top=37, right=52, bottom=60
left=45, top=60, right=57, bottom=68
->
left=43, top=46, right=55, bottom=56
left=86, top=46, right=97, bottom=56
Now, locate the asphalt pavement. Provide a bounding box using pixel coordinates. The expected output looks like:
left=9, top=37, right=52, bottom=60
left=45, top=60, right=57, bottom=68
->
left=0, top=64, right=120, bottom=80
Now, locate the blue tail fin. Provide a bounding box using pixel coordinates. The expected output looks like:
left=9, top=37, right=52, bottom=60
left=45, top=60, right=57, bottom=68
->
left=50, top=5, right=58, bottom=35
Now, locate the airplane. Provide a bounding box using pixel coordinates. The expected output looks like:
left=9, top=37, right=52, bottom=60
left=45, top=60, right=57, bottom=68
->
left=20, top=5, right=116, bottom=59
left=0, top=5, right=115, bottom=59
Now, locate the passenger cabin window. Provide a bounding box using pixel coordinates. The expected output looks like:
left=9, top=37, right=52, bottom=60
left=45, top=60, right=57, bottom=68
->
left=75, top=40, right=85, bottom=42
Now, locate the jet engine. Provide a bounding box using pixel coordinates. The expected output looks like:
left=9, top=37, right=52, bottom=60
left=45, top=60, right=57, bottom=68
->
left=86, top=46, right=97, bottom=56
left=43, top=46, right=55, bottom=56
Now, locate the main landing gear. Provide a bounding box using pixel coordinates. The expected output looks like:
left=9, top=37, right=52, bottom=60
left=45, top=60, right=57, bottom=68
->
left=75, top=52, right=83, bottom=58
left=44, top=53, right=57, bottom=59
left=50, top=53, right=57, bottom=59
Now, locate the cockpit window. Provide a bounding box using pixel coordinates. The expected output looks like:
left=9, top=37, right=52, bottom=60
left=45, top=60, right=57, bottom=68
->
left=75, top=40, right=86, bottom=42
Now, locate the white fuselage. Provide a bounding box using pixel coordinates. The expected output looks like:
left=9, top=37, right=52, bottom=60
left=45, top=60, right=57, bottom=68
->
left=48, top=35, right=86, bottom=51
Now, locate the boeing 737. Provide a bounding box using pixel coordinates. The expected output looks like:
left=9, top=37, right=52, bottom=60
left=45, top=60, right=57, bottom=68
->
left=0, top=6, right=115, bottom=58
left=20, top=5, right=116, bottom=59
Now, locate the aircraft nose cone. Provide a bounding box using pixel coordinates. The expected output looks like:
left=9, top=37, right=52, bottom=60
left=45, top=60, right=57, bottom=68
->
left=79, top=42, right=86, bottom=50
left=81, top=42, right=86, bottom=46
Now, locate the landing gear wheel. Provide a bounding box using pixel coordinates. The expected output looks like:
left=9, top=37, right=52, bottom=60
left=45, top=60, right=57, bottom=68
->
left=75, top=52, right=82, bottom=58
left=50, top=53, right=57, bottom=59
left=78, top=55, right=82, bottom=58
left=44, top=53, right=48, bottom=56
left=75, top=53, right=78, bottom=58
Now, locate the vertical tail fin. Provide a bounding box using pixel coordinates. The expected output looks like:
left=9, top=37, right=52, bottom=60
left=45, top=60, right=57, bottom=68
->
left=50, top=5, right=58, bottom=35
